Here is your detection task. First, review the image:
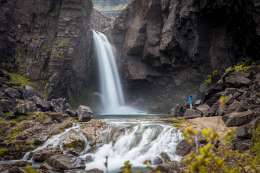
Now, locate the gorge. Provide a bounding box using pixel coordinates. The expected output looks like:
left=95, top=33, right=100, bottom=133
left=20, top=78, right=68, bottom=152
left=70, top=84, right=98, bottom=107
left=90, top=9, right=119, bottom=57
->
left=0, top=0, right=260, bottom=173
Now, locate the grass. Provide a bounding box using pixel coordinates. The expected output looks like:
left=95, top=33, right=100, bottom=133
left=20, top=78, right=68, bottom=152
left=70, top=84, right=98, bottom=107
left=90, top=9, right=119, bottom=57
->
left=9, top=73, right=31, bottom=87
left=24, top=166, right=38, bottom=173
left=0, top=147, right=8, bottom=157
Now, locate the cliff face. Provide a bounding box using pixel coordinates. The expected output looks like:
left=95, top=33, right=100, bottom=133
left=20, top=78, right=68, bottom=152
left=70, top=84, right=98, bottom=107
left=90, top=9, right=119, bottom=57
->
left=111, top=0, right=260, bottom=112
left=92, top=0, right=131, bottom=17
left=0, top=0, right=93, bottom=100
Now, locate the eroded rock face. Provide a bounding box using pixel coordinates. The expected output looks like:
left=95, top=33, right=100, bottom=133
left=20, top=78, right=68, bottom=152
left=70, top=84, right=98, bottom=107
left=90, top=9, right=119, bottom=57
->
left=0, top=0, right=93, bottom=100
left=111, top=0, right=259, bottom=112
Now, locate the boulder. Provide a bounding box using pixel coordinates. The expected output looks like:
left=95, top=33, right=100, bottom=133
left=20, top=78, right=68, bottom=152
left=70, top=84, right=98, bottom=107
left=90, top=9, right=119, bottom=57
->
left=32, top=149, right=62, bottom=163
left=77, top=105, right=93, bottom=122
left=31, top=96, right=51, bottom=112
left=233, top=139, right=251, bottom=151
left=50, top=98, right=70, bottom=113
left=226, top=100, right=246, bottom=114
left=160, top=152, right=171, bottom=163
left=175, top=140, right=192, bottom=156
left=4, top=87, right=21, bottom=98
left=22, top=85, right=39, bottom=99
left=45, top=154, right=85, bottom=171
left=196, top=104, right=210, bottom=116
left=222, top=111, right=256, bottom=127
left=236, top=125, right=252, bottom=139
left=184, top=109, right=202, bottom=118
left=15, top=100, right=37, bottom=115
left=225, top=72, right=251, bottom=87
left=152, top=157, right=163, bottom=165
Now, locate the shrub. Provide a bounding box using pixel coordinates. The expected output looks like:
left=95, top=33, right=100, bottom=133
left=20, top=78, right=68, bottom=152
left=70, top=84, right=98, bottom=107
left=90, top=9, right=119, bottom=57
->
left=0, top=147, right=8, bottom=157
left=183, top=127, right=258, bottom=173
left=9, top=73, right=31, bottom=86
left=24, top=166, right=38, bottom=173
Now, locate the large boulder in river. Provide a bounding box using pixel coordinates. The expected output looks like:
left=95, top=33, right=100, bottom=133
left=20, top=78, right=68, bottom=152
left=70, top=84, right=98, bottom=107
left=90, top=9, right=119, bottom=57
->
left=224, top=72, right=251, bottom=87
left=77, top=105, right=93, bottom=122
left=43, top=154, right=85, bottom=171
left=175, top=140, right=192, bottom=156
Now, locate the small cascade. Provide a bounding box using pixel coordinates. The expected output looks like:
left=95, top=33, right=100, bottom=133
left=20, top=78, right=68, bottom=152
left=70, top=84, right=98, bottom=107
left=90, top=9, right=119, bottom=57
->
left=92, top=31, right=141, bottom=114
left=27, top=119, right=182, bottom=172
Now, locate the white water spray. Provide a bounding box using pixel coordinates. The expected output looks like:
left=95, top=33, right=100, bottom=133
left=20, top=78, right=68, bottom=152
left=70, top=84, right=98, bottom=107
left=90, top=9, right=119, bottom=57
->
left=92, top=31, right=140, bottom=114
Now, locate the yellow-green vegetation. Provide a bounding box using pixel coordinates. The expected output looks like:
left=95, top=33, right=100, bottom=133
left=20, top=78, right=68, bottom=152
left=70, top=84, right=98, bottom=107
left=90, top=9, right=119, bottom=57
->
left=64, top=140, right=85, bottom=152
left=204, top=70, right=219, bottom=86
left=9, top=73, right=31, bottom=86
left=225, top=62, right=250, bottom=74
left=23, top=165, right=38, bottom=173
left=171, top=117, right=187, bottom=128
left=121, top=161, right=133, bottom=173
left=183, top=127, right=259, bottom=173
left=219, top=95, right=229, bottom=109
left=251, top=123, right=260, bottom=167
left=0, top=147, right=8, bottom=157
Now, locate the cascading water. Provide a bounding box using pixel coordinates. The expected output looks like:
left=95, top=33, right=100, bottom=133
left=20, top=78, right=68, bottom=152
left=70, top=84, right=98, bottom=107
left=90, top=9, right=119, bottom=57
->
left=92, top=31, right=140, bottom=114
left=27, top=119, right=182, bottom=172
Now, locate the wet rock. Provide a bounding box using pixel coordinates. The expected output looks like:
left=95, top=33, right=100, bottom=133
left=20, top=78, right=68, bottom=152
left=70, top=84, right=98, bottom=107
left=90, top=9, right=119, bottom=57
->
left=63, top=132, right=86, bottom=155
left=176, top=140, right=192, bottom=156
left=155, top=161, right=182, bottom=173
left=184, top=109, right=202, bottom=118
left=32, top=149, right=62, bottom=163
left=0, top=160, right=30, bottom=172
left=0, top=99, right=16, bottom=112
left=223, top=111, right=256, bottom=127
left=152, top=157, right=163, bottom=165
left=196, top=104, right=210, bottom=116
left=160, top=152, right=171, bottom=163
left=77, top=105, right=93, bottom=122
left=85, top=169, right=104, bottom=173
left=45, top=154, right=86, bottom=171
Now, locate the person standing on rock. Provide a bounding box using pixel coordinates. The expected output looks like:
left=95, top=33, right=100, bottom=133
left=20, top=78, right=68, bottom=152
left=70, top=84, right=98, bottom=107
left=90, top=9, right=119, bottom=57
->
left=188, top=96, right=193, bottom=109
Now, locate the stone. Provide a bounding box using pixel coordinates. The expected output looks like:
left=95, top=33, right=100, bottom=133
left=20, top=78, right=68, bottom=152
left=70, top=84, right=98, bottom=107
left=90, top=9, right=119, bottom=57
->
left=15, top=100, right=37, bottom=115
left=226, top=100, right=246, bottom=114
left=223, top=111, right=256, bottom=127
left=4, top=88, right=21, bottom=98
left=31, top=96, right=51, bottom=112
left=32, top=149, right=62, bottom=163
left=77, top=105, right=93, bottom=122
left=0, top=99, right=16, bottom=112
left=225, top=72, right=251, bottom=87
left=152, top=156, right=163, bottom=165
left=233, top=139, right=251, bottom=151
left=85, top=169, right=104, bottom=173
left=45, top=154, right=86, bottom=170
left=196, top=104, right=210, bottom=116
left=184, top=109, right=202, bottom=118
left=22, top=85, right=39, bottom=99
left=175, top=140, right=192, bottom=156
left=160, top=152, right=171, bottom=163
left=236, top=125, right=252, bottom=139
left=50, top=98, right=70, bottom=113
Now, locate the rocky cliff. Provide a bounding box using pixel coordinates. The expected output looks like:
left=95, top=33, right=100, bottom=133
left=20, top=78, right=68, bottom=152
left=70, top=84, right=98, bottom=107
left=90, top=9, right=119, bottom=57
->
left=111, top=0, right=260, bottom=113
left=0, top=0, right=93, bottom=101
left=92, top=0, right=131, bottom=17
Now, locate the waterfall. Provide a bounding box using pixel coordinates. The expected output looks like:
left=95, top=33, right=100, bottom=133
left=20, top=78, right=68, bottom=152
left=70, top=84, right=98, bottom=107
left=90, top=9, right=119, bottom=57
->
left=92, top=31, right=139, bottom=114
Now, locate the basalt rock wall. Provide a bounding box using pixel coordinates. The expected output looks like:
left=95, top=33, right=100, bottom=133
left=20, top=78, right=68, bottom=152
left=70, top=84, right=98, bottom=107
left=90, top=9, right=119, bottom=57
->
left=111, top=0, right=260, bottom=113
left=0, top=0, right=93, bottom=101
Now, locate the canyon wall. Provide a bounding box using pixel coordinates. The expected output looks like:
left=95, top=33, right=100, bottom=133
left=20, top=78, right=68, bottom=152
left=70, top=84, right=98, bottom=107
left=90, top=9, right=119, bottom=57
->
left=0, top=0, right=93, bottom=101
left=111, top=0, right=260, bottom=112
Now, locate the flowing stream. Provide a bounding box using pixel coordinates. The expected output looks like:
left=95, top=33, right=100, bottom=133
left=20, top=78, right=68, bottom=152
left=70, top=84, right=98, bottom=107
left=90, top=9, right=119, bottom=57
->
left=26, top=118, right=182, bottom=172
left=92, top=31, right=141, bottom=115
